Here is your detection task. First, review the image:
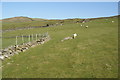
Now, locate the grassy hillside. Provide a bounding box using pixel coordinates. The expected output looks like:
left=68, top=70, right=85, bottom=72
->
left=2, top=17, right=83, bottom=30
left=2, top=16, right=118, bottom=78
left=2, top=16, right=46, bottom=22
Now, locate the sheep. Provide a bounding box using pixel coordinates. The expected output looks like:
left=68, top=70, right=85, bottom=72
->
left=60, top=24, right=63, bottom=26
left=73, top=33, right=77, bottom=39
left=85, top=26, right=88, bottom=28
left=112, top=21, right=114, bottom=23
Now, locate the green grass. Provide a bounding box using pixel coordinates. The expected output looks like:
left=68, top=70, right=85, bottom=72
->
left=2, top=17, right=118, bottom=78
left=2, top=18, right=83, bottom=30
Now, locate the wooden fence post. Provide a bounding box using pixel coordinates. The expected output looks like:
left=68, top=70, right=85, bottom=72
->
left=16, top=36, right=17, bottom=45
left=39, top=34, right=41, bottom=39
left=36, top=34, right=37, bottom=41
left=32, top=34, right=34, bottom=41
left=29, top=35, right=30, bottom=42
left=22, top=35, right=24, bottom=44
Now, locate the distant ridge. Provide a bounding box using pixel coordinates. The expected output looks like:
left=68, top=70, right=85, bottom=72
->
left=1, top=15, right=119, bottom=32
left=2, top=16, right=46, bottom=23
left=1, top=15, right=119, bottom=23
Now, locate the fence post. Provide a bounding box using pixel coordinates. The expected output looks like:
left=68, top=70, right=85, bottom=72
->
left=22, top=35, right=24, bottom=44
left=36, top=34, right=37, bottom=41
left=39, top=34, right=41, bottom=39
left=29, top=35, right=30, bottom=42
left=16, top=36, right=17, bottom=45
left=32, top=34, right=34, bottom=41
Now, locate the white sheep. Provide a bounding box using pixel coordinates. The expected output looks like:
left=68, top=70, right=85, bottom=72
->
left=73, top=33, right=77, bottom=39
left=86, top=26, right=88, bottom=28
left=112, top=21, right=114, bottom=23
left=60, top=24, right=63, bottom=26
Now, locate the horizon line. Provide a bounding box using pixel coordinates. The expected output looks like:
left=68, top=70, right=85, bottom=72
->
left=0, top=14, right=119, bottom=20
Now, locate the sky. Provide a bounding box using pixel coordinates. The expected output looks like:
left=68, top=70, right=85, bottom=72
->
left=1, top=2, right=118, bottom=19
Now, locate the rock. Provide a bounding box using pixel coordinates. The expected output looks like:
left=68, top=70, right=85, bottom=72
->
left=0, top=55, right=5, bottom=60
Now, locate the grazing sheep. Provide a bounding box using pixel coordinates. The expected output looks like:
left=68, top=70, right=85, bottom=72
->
left=112, top=21, right=114, bottom=23
left=60, top=24, right=63, bottom=26
left=85, top=26, right=88, bottom=28
left=73, top=33, right=77, bottom=39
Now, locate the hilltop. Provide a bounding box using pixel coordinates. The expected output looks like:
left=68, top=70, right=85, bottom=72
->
left=1, top=15, right=119, bottom=22
left=2, top=16, right=47, bottom=23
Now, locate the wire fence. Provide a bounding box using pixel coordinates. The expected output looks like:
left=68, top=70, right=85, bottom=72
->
left=0, top=32, right=50, bottom=60
left=2, top=32, right=49, bottom=49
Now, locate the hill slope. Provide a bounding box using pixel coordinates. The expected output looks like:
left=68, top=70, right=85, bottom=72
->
left=1, top=15, right=119, bottom=31
left=2, top=17, right=84, bottom=30
left=2, top=16, right=118, bottom=78
left=2, top=16, right=46, bottom=23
